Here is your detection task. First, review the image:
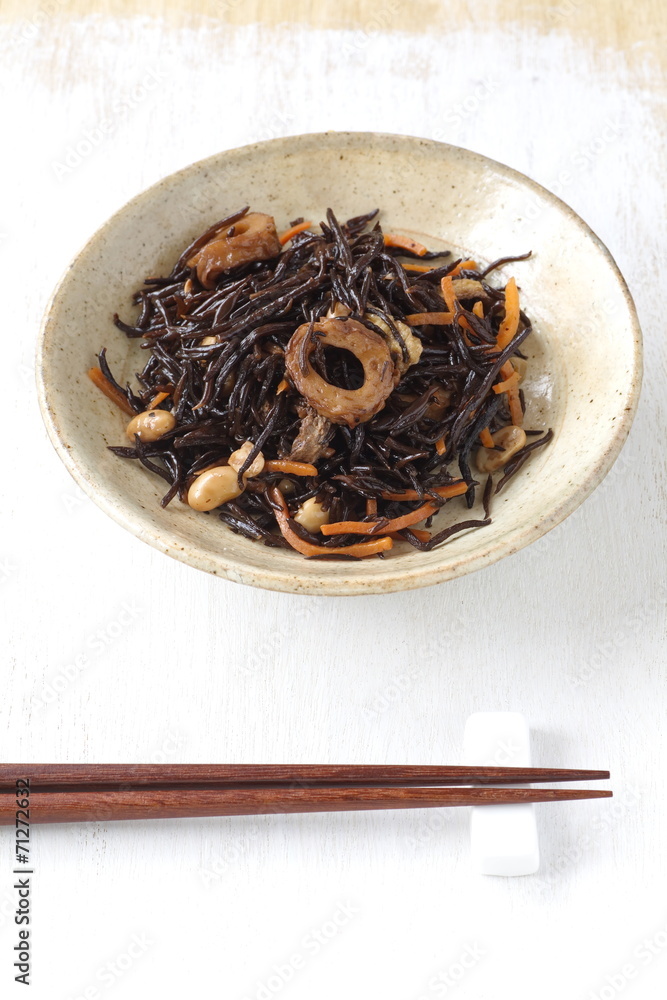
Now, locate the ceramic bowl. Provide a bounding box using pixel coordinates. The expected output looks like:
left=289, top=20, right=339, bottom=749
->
left=37, top=132, right=642, bottom=595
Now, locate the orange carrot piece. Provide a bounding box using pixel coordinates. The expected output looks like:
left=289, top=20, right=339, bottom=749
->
left=496, top=276, right=520, bottom=349
left=495, top=360, right=523, bottom=425
left=147, top=391, right=170, bottom=410
left=322, top=501, right=440, bottom=537
left=276, top=379, right=290, bottom=394
left=508, top=385, right=524, bottom=426
left=394, top=527, right=431, bottom=543
left=435, top=437, right=446, bottom=456
left=264, top=460, right=318, bottom=477
left=405, top=311, right=454, bottom=325
left=87, top=367, right=135, bottom=416
left=448, top=259, right=479, bottom=277
left=440, top=275, right=456, bottom=313
left=472, top=300, right=484, bottom=319
left=319, top=520, right=385, bottom=537
left=383, top=233, right=428, bottom=256
left=282, top=524, right=392, bottom=557
left=381, top=481, right=468, bottom=502
left=270, top=490, right=393, bottom=558
left=479, top=427, right=494, bottom=448
left=493, top=371, right=521, bottom=394
left=402, top=262, right=436, bottom=273
left=366, top=498, right=378, bottom=517
left=278, top=220, right=312, bottom=245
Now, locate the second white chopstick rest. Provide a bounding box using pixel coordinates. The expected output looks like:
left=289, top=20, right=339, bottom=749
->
left=463, top=712, right=540, bottom=876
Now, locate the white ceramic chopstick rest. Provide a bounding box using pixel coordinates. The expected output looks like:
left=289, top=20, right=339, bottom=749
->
left=463, top=712, right=540, bottom=876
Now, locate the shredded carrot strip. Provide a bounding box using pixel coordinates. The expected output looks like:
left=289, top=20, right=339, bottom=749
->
left=270, top=490, right=393, bottom=558
left=283, top=525, right=392, bottom=558
left=264, top=460, right=318, bottom=477
left=276, top=378, right=290, bottom=394
left=147, top=391, right=169, bottom=410
left=493, top=371, right=521, bottom=394
left=383, top=234, right=428, bottom=256
left=496, top=361, right=523, bottom=424
left=406, top=311, right=454, bottom=326
left=323, top=481, right=471, bottom=535
left=402, top=262, right=435, bottom=273
left=395, top=527, right=431, bottom=543
left=439, top=273, right=477, bottom=336
left=278, top=220, right=312, bottom=245
left=381, top=481, right=468, bottom=502
left=496, top=276, right=520, bottom=349
left=508, top=388, right=523, bottom=426
left=440, top=275, right=456, bottom=313
left=479, top=428, right=494, bottom=448
left=87, top=367, right=135, bottom=416
left=472, top=300, right=484, bottom=319
left=322, top=500, right=439, bottom=537
left=501, top=362, right=522, bottom=423
left=366, top=498, right=378, bottom=517
left=448, top=259, right=478, bottom=277
left=435, top=437, right=446, bottom=456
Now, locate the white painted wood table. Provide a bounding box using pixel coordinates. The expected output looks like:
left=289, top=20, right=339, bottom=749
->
left=1, top=2, right=665, bottom=997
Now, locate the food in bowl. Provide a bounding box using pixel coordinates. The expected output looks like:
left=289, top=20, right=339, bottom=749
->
left=89, top=206, right=551, bottom=559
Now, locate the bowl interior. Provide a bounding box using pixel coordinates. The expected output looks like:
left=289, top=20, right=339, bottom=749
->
left=38, top=132, right=641, bottom=594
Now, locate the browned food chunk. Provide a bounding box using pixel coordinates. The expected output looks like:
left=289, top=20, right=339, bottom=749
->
left=451, top=278, right=487, bottom=300
left=289, top=407, right=333, bottom=463
left=284, top=317, right=395, bottom=428
left=188, top=212, right=281, bottom=288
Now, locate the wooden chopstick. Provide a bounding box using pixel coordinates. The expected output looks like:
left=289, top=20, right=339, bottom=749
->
left=0, top=786, right=612, bottom=826
left=0, top=763, right=610, bottom=790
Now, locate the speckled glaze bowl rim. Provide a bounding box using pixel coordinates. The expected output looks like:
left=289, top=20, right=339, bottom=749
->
left=37, top=131, right=643, bottom=595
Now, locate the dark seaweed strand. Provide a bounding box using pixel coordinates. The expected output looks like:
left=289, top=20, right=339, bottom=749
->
left=479, top=251, right=532, bottom=279
left=494, top=429, right=554, bottom=494
left=482, top=474, right=493, bottom=518
left=98, top=209, right=550, bottom=555
left=425, top=518, right=492, bottom=550
left=98, top=348, right=143, bottom=412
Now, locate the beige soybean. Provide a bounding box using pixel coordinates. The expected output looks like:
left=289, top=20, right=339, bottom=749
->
left=476, top=426, right=527, bottom=473
left=278, top=477, right=296, bottom=496
left=228, top=441, right=265, bottom=478
left=126, top=409, right=176, bottom=442
left=187, top=466, right=245, bottom=511
left=294, top=497, right=330, bottom=533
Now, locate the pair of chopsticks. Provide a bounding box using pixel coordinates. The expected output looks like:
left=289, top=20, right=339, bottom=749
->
left=0, top=764, right=611, bottom=825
